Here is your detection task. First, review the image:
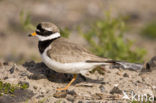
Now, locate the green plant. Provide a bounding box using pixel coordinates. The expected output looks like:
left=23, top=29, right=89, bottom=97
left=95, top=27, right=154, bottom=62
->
left=80, top=13, right=146, bottom=63
left=0, top=80, right=29, bottom=96
left=20, top=83, right=29, bottom=89
left=60, top=28, right=70, bottom=38
left=141, top=21, right=156, bottom=39
left=20, top=10, right=35, bottom=31
left=0, top=80, right=16, bottom=96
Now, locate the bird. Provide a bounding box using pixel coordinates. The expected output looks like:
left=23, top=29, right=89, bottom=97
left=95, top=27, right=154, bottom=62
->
left=28, top=22, right=117, bottom=91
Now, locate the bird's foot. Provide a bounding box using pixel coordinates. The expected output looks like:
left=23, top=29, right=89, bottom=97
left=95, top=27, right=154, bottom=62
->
left=56, top=87, right=68, bottom=91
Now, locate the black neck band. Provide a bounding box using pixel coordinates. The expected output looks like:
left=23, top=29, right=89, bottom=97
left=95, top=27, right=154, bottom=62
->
left=38, top=37, right=60, bottom=54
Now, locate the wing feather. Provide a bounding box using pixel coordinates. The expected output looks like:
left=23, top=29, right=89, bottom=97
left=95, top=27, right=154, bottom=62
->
left=47, top=37, right=110, bottom=63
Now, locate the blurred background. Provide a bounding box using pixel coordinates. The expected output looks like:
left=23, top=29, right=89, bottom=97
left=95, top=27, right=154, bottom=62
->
left=0, top=0, right=156, bottom=64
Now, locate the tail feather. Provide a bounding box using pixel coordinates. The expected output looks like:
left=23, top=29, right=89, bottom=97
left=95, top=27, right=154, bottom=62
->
left=85, top=60, right=117, bottom=64
left=86, top=60, right=144, bottom=71
left=112, top=61, right=143, bottom=71
left=86, top=56, right=156, bottom=72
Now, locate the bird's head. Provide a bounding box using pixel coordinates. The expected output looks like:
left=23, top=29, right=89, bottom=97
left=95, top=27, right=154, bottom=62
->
left=29, top=22, right=60, bottom=41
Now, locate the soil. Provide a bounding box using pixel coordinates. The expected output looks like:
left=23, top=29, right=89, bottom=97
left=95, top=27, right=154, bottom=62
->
left=0, top=60, right=156, bottom=103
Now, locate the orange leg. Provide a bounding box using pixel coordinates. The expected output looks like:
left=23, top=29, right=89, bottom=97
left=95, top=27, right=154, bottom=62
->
left=57, top=74, right=77, bottom=91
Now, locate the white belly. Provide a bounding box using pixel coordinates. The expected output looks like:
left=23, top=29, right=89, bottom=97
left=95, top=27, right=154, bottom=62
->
left=41, top=48, right=101, bottom=74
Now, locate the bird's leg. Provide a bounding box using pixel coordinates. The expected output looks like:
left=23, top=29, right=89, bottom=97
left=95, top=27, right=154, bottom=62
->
left=57, top=74, right=77, bottom=91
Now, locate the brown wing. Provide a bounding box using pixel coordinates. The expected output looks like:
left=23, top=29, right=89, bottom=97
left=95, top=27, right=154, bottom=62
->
left=47, top=37, right=110, bottom=63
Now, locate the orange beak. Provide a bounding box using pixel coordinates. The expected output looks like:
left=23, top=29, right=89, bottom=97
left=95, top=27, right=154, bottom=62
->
left=31, top=32, right=37, bottom=36
left=28, top=32, right=37, bottom=37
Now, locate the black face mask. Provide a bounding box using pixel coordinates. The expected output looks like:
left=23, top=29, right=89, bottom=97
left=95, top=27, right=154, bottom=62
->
left=36, top=24, right=55, bottom=36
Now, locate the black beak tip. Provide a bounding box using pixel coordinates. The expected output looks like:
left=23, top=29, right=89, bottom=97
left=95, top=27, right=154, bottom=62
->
left=28, top=34, right=32, bottom=37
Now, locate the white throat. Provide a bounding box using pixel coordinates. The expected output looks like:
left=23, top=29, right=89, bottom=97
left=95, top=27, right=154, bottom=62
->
left=37, top=32, right=61, bottom=41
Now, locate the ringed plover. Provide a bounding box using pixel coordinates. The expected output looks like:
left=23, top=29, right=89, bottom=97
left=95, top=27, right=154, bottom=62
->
left=29, top=22, right=116, bottom=91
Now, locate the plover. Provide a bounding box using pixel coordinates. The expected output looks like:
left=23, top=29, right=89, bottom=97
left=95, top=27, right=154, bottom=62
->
left=29, top=22, right=116, bottom=91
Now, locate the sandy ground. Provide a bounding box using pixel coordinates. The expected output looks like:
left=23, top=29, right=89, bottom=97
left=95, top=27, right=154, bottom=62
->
left=0, top=47, right=155, bottom=103
left=0, top=60, right=156, bottom=103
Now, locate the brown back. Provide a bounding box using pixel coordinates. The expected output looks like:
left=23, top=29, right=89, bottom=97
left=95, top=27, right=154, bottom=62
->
left=47, top=37, right=109, bottom=63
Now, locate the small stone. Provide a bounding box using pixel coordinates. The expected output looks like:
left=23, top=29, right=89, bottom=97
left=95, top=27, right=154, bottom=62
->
left=92, top=93, right=103, bottom=100
left=20, top=72, right=28, bottom=76
left=114, top=84, right=119, bottom=87
left=46, top=90, right=50, bottom=93
left=136, top=80, right=141, bottom=83
left=120, top=78, right=123, bottom=80
left=123, top=73, right=129, bottom=77
left=53, top=91, right=67, bottom=98
left=99, top=85, right=105, bottom=92
left=76, top=83, right=93, bottom=87
left=116, top=72, right=122, bottom=76
left=78, top=101, right=83, bottom=103
left=36, top=95, right=44, bottom=98
left=67, top=90, right=77, bottom=96
left=152, top=85, right=156, bottom=89
left=3, top=77, right=8, bottom=80
left=107, top=70, right=111, bottom=73
left=147, top=56, right=156, bottom=68
left=41, top=90, right=46, bottom=94
left=66, top=95, right=75, bottom=102
left=9, top=66, right=15, bottom=74
left=33, top=86, right=38, bottom=89
left=18, top=81, right=29, bottom=88
left=110, top=87, right=122, bottom=94
left=3, top=62, right=9, bottom=66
